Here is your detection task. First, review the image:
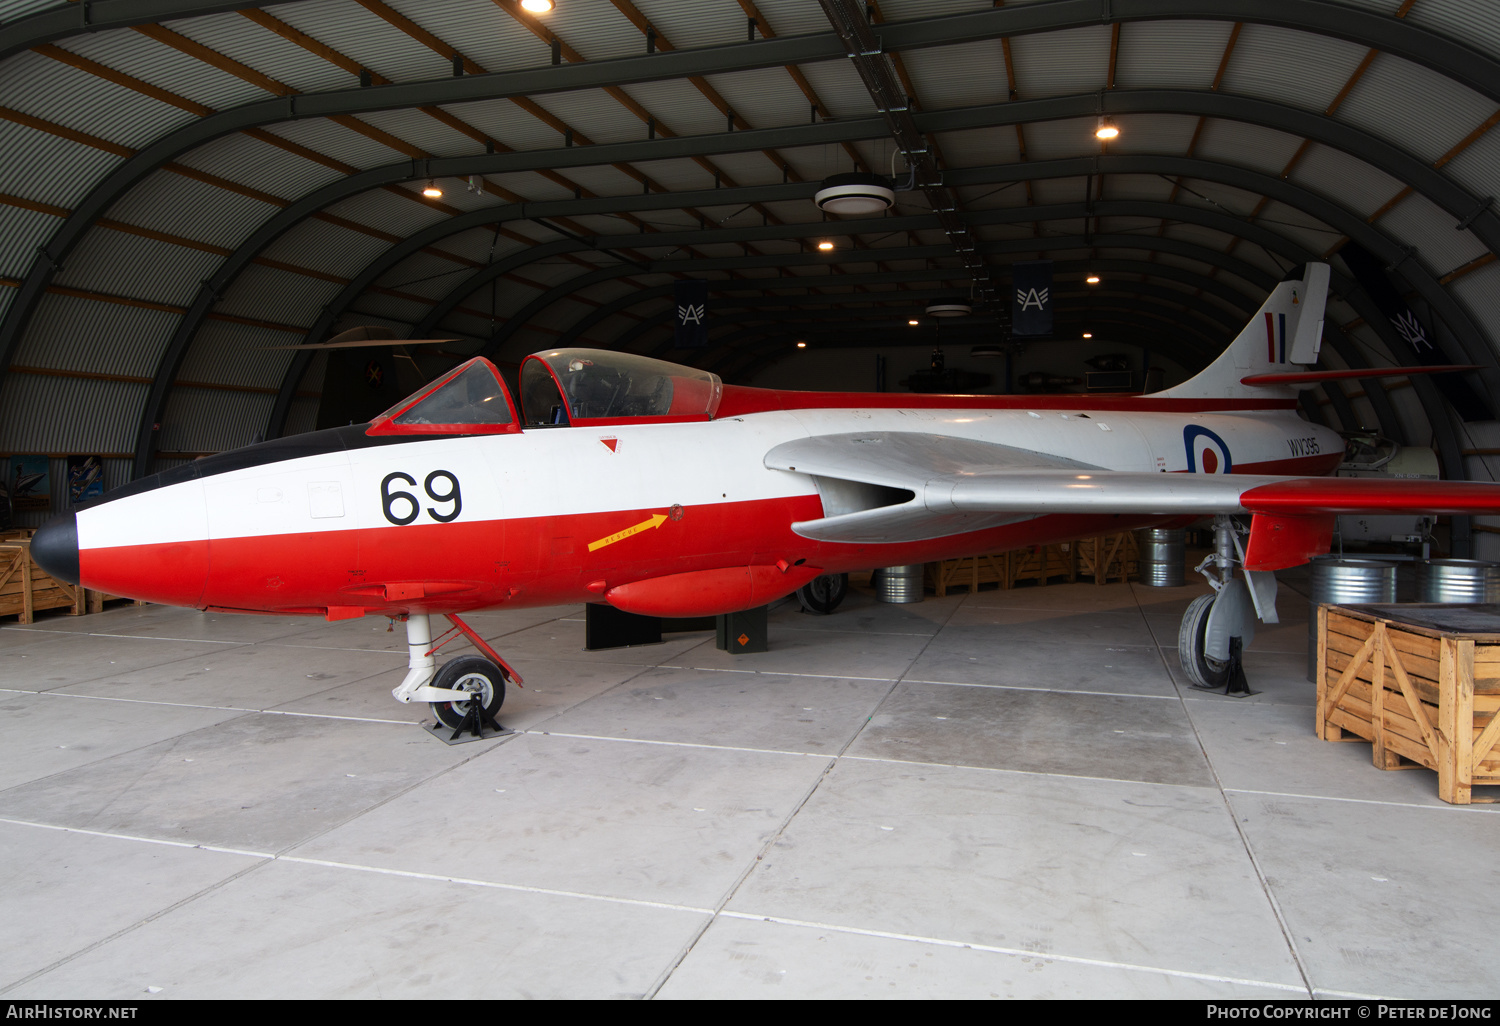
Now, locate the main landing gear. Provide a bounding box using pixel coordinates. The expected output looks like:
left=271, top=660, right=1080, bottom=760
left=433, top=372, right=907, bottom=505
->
left=391, top=612, right=523, bottom=739
left=1177, top=514, right=1280, bottom=696
left=796, top=572, right=849, bottom=614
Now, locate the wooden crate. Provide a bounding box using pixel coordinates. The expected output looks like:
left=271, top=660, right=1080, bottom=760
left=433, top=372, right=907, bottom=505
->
left=926, top=552, right=1009, bottom=597
left=1317, top=604, right=1500, bottom=804
left=1004, top=543, right=1078, bottom=588
left=0, top=539, right=85, bottom=623
left=925, top=532, right=1140, bottom=595
left=1075, top=532, right=1139, bottom=586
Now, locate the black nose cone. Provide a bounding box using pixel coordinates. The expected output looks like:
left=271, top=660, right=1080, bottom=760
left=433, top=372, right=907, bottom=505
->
left=31, top=512, right=79, bottom=585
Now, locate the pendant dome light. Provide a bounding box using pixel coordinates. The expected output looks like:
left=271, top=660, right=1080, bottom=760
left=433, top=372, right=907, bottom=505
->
left=924, top=298, right=973, bottom=318
left=814, top=171, right=896, bottom=216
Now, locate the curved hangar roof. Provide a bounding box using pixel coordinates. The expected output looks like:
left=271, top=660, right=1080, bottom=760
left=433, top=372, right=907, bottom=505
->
left=0, top=0, right=1497, bottom=490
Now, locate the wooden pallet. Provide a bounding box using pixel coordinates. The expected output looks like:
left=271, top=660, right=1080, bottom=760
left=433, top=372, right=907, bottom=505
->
left=1317, top=604, right=1500, bottom=804
left=0, top=539, right=84, bottom=623
left=86, top=590, right=146, bottom=613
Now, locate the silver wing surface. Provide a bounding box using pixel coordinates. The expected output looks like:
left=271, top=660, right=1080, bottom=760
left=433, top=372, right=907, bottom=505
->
left=765, top=431, right=1500, bottom=546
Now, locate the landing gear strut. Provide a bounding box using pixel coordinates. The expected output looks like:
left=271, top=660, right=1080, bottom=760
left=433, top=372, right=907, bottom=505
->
left=391, top=612, right=523, bottom=738
left=1177, top=515, right=1276, bottom=696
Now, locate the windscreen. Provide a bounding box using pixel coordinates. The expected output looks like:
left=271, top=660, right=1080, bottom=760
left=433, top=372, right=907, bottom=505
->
left=387, top=359, right=514, bottom=427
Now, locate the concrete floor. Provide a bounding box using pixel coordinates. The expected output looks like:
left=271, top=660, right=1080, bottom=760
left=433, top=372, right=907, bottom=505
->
left=1, top=571, right=1497, bottom=999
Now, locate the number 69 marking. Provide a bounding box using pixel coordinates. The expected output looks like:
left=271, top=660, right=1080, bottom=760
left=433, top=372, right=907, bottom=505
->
left=381, top=470, right=462, bottom=525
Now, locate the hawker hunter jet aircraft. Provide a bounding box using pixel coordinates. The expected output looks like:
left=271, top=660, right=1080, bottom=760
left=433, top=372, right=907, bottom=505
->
left=30, top=263, right=1500, bottom=726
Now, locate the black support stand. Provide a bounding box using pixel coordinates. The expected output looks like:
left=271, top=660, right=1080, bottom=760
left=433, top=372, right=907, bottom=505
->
left=585, top=602, right=662, bottom=649
left=1224, top=636, right=1257, bottom=696
left=448, top=693, right=504, bottom=741
left=1188, top=635, right=1258, bottom=697
left=716, top=605, right=768, bottom=654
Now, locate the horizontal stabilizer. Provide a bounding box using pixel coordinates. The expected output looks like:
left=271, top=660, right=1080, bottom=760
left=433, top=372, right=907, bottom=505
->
left=258, top=338, right=460, bottom=351
left=1240, top=365, right=1479, bottom=387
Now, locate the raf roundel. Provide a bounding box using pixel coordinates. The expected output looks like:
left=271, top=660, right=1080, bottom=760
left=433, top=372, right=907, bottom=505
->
left=1183, top=424, right=1232, bottom=474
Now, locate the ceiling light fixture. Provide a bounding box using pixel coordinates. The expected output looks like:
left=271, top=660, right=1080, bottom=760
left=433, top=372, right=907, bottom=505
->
left=796, top=341, right=808, bottom=348
left=422, top=181, right=443, bottom=198
left=817, top=240, right=834, bottom=251
left=970, top=344, right=1003, bottom=358
left=925, top=299, right=973, bottom=318
left=907, top=319, right=920, bottom=326
left=813, top=171, right=896, bottom=216
left=1095, top=116, right=1119, bottom=141
left=1086, top=274, right=1101, bottom=284
left=520, top=0, right=554, bottom=13
left=1082, top=332, right=1093, bottom=339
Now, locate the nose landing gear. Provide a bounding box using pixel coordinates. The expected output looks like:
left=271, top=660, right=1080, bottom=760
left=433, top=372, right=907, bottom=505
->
left=429, top=655, right=506, bottom=732
left=391, top=612, right=522, bottom=739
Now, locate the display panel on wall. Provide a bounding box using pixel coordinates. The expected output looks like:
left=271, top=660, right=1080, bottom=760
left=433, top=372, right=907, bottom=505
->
left=7, top=455, right=49, bottom=513
left=66, top=455, right=104, bottom=507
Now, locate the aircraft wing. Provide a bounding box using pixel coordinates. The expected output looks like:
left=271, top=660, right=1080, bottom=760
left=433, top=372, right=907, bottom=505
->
left=765, top=432, right=1500, bottom=568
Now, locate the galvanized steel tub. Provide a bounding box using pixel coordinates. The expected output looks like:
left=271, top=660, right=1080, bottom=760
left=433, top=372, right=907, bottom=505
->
left=875, top=565, right=925, bottom=604
left=1137, top=528, right=1186, bottom=588
left=1307, top=558, right=1398, bottom=681
left=1416, top=558, right=1500, bottom=603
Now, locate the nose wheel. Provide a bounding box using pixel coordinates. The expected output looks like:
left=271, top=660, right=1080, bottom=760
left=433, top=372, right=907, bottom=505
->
left=429, top=655, right=506, bottom=730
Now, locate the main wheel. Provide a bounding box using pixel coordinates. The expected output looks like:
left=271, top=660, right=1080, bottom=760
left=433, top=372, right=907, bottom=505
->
left=1178, top=593, right=1230, bottom=689
left=429, top=655, right=506, bottom=729
left=797, top=572, right=849, bottom=614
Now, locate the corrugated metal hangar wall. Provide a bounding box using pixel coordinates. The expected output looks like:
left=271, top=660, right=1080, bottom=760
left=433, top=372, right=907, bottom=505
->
left=1, top=0, right=1498, bottom=549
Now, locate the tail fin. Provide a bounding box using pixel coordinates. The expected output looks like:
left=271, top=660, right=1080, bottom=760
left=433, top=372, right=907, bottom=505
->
left=1154, top=262, right=1329, bottom=401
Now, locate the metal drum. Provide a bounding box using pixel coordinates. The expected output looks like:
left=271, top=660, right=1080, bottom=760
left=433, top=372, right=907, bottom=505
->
left=1416, top=559, right=1500, bottom=603
left=1137, top=528, right=1185, bottom=588
left=875, top=565, right=925, bottom=604
left=1307, top=558, right=1397, bottom=681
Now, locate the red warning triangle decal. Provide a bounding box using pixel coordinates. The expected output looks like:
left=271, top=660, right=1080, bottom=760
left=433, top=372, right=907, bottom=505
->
left=600, top=437, right=618, bottom=452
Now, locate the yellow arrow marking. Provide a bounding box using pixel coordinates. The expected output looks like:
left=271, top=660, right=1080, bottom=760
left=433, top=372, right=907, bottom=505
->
left=588, top=513, right=669, bottom=552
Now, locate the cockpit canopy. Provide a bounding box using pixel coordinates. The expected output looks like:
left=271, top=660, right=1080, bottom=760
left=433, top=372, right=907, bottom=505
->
left=520, top=349, right=722, bottom=426
left=366, top=357, right=520, bottom=436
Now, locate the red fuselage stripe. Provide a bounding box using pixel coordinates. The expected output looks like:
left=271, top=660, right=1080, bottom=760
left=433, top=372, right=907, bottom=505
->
left=76, top=455, right=1341, bottom=617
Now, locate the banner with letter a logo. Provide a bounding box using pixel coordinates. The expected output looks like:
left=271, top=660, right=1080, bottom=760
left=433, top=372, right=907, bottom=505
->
left=1336, top=244, right=1488, bottom=420
left=674, top=279, right=709, bottom=349
left=1011, top=260, right=1053, bottom=337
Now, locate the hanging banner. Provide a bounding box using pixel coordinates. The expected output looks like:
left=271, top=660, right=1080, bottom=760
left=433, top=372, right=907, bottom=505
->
left=674, top=279, right=709, bottom=349
left=1338, top=243, right=1489, bottom=420
left=1011, top=260, right=1053, bottom=337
